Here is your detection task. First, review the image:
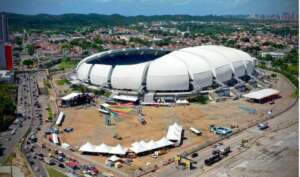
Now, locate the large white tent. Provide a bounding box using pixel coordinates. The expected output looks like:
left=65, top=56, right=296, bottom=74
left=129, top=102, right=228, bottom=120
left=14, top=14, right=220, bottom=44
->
left=166, top=123, right=183, bottom=143
left=95, top=143, right=112, bottom=154
left=109, top=144, right=128, bottom=155
left=61, top=92, right=82, bottom=101
left=129, top=137, right=174, bottom=154
left=79, top=143, right=127, bottom=155
left=79, top=142, right=97, bottom=153
left=79, top=123, right=183, bottom=156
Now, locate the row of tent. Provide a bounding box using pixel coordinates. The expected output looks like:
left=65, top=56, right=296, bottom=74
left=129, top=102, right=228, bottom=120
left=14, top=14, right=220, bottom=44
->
left=79, top=143, right=128, bottom=155
left=79, top=123, right=183, bottom=155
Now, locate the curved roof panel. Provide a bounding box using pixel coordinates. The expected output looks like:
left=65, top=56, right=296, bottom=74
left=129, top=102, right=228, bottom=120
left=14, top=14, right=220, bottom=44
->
left=111, top=62, right=149, bottom=90
left=90, top=64, right=112, bottom=86
left=146, top=55, right=189, bottom=91
left=77, top=63, right=92, bottom=81
left=168, top=51, right=212, bottom=79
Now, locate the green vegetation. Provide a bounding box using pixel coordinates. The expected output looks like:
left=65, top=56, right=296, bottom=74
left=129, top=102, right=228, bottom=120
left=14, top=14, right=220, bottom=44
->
left=44, top=79, right=51, bottom=88
left=92, top=88, right=111, bottom=97
left=178, top=23, right=236, bottom=35
left=7, top=13, right=251, bottom=31
left=26, top=44, right=35, bottom=55
left=155, top=38, right=172, bottom=47
left=93, top=89, right=106, bottom=95
left=48, top=103, right=53, bottom=121
left=46, top=166, right=68, bottom=177
left=188, top=95, right=209, bottom=104
left=56, top=79, right=70, bottom=86
left=22, top=59, right=34, bottom=66
left=57, top=58, right=79, bottom=70
left=15, top=36, right=23, bottom=46
left=287, top=65, right=298, bottom=75
left=258, top=49, right=299, bottom=90
left=129, top=37, right=151, bottom=46
left=0, top=84, right=16, bottom=132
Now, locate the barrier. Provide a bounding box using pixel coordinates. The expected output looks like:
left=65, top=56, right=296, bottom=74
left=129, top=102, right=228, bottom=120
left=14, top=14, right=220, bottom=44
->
left=239, top=105, right=257, bottom=114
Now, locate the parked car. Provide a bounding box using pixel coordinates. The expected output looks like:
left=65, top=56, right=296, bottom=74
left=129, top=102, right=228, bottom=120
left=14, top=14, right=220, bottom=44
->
left=191, top=153, right=198, bottom=158
left=63, top=127, right=74, bottom=132
left=257, top=122, right=269, bottom=130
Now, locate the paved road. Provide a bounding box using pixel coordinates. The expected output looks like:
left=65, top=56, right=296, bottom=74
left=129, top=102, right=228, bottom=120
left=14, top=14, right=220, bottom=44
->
left=153, top=100, right=298, bottom=177
left=20, top=71, right=49, bottom=177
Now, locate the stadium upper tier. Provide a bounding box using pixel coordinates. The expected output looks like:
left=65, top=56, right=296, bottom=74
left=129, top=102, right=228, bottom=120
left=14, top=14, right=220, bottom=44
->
left=76, top=45, right=256, bottom=92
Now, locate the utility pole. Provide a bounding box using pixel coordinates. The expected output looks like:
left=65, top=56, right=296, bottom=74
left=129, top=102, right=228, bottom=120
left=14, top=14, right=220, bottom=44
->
left=10, top=157, right=13, bottom=177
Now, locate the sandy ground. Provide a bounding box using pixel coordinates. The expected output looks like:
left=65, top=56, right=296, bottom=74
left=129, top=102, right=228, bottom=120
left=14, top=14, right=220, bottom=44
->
left=50, top=71, right=295, bottom=174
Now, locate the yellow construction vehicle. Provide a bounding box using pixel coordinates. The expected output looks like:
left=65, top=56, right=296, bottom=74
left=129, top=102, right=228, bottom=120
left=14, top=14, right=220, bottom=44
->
left=174, top=155, right=194, bottom=170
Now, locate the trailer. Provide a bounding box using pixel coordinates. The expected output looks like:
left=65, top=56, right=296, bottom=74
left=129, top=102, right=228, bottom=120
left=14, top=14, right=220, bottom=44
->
left=51, top=133, right=60, bottom=145
left=189, top=127, right=202, bottom=136
left=55, top=112, right=64, bottom=126
left=99, top=103, right=111, bottom=114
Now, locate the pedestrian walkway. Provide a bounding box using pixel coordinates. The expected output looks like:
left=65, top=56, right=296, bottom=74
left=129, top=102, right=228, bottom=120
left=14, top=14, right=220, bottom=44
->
left=0, top=166, right=25, bottom=177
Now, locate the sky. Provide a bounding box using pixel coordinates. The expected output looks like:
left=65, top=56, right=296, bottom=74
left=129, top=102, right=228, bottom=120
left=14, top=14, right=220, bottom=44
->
left=0, top=0, right=298, bottom=16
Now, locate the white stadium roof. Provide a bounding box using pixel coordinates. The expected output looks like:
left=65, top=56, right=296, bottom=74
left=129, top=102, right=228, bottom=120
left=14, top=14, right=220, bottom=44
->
left=76, top=45, right=255, bottom=92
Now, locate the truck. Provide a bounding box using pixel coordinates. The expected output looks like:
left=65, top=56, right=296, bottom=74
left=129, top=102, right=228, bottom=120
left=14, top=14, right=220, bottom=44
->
left=204, top=154, right=221, bottom=166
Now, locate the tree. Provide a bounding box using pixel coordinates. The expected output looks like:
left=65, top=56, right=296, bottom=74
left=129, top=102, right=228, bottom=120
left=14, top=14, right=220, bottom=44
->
left=263, top=54, right=273, bottom=61
left=15, top=36, right=23, bottom=46
left=23, top=59, right=34, bottom=66
left=26, top=44, right=35, bottom=55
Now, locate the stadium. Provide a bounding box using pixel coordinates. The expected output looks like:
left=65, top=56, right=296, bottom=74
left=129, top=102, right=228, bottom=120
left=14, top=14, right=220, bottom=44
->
left=75, top=45, right=257, bottom=100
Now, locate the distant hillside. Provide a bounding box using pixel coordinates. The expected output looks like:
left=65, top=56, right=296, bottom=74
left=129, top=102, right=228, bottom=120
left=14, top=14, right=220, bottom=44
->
left=4, top=13, right=249, bottom=31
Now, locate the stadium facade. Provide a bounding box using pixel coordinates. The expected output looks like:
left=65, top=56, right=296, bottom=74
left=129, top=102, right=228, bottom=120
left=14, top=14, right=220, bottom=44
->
left=75, top=45, right=257, bottom=96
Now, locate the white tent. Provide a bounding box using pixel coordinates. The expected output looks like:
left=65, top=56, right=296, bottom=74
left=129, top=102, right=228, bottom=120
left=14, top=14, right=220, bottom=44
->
left=61, top=143, right=71, bottom=150
left=61, top=92, right=82, bottom=101
left=95, top=143, right=112, bottom=154
left=156, top=137, right=174, bottom=148
left=130, top=141, right=147, bottom=154
left=166, top=123, right=183, bottom=142
left=243, top=88, right=279, bottom=100
left=145, top=140, right=159, bottom=150
left=108, top=155, right=121, bottom=162
left=79, top=142, right=96, bottom=153
left=109, top=144, right=128, bottom=155
left=130, top=137, right=174, bottom=154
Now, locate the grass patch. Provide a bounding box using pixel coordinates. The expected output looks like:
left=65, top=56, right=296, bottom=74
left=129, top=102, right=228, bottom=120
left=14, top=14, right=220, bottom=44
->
left=0, top=83, right=17, bottom=132
left=44, top=79, right=51, bottom=89
left=56, top=79, right=69, bottom=86
left=46, top=166, right=68, bottom=177
left=57, top=58, right=79, bottom=70
left=188, top=95, right=209, bottom=104
left=48, top=103, right=53, bottom=121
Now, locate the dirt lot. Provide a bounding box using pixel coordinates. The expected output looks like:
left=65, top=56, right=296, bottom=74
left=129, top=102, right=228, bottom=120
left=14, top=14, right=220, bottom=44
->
left=52, top=71, right=295, bottom=174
